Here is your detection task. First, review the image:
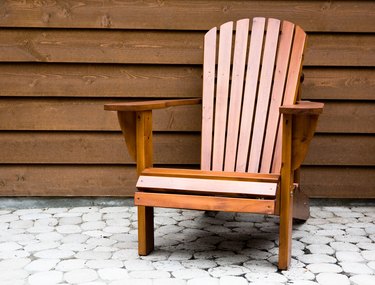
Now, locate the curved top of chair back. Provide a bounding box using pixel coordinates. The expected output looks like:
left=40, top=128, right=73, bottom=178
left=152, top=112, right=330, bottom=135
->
left=200, top=17, right=306, bottom=174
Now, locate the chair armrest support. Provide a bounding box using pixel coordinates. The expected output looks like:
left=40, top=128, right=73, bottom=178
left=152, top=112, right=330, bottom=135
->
left=280, top=101, right=324, bottom=115
left=104, top=98, right=202, bottom=112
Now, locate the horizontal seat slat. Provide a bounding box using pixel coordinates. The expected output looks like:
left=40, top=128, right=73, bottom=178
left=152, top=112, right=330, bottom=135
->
left=135, top=192, right=275, bottom=214
left=137, top=175, right=277, bottom=197
left=141, top=168, right=280, bottom=183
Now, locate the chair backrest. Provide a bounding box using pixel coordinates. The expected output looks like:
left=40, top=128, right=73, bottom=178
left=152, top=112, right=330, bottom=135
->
left=201, top=17, right=306, bottom=174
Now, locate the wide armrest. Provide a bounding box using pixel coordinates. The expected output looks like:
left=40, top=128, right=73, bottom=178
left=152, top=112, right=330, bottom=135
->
left=280, top=101, right=324, bottom=115
left=104, top=98, right=202, bottom=112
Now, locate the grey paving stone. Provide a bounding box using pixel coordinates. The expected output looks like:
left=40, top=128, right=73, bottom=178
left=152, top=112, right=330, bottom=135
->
left=28, top=270, right=62, bottom=285
left=316, top=273, right=350, bottom=285
left=64, top=268, right=98, bottom=283
left=350, top=274, right=375, bottom=285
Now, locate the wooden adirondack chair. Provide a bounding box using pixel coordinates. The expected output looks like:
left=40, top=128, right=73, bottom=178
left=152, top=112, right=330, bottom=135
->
left=104, top=17, right=323, bottom=270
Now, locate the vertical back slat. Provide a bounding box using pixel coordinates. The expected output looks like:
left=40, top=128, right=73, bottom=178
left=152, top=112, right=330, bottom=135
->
left=271, top=26, right=307, bottom=173
left=236, top=17, right=266, bottom=172
left=260, top=21, right=295, bottom=173
left=248, top=18, right=281, bottom=173
left=201, top=27, right=217, bottom=171
left=212, top=21, right=233, bottom=171
left=224, top=19, right=250, bottom=172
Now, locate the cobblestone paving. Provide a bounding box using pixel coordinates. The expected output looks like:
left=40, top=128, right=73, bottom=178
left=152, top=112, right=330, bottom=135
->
left=0, top=205, right=374, bottom=284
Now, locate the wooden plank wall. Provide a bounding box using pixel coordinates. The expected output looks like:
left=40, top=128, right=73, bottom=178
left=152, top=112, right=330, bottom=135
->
left=0, top=0, right=374, bottom=198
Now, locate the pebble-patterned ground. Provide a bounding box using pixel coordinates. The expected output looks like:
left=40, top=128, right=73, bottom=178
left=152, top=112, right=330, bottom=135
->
left=0, top=205, right=374, bottom=285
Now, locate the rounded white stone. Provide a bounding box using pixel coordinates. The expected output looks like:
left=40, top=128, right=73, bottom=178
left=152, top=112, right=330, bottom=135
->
left=306, top=263, right=343, bottom=273
left=100, top=206, right=129, bottom=213
left=27, top=226, right=54, bottom=233
left=81, top=221, right=106, bottom=231
left=0, top=269, right=29, bottom=281
left=340, top=262, right=374, bottom=274
left=153, top=278, right=186, bottom=285
left=0, top=214, right=19, bottom=223
left=182, top=259, right=217, bottom=269
left=123, top=259, right=154, bottom=271
left=358, top=243, right=375, bottom=251
left=105, top=218, right=131, bottom=227
left=330, top=241, right=359, bottom=252
left=306, top=244, right=335, bottom=255
left=86, top=259, right=123, bottom=269
left=98, top=267, right=129, bottom=280
left=9, top=220, right=33, bottom=229
left=215, top=254, right=249, bottom=265
left=28, top=271, right=63, bottom=285
left=55, top=259, right=86, bottom=271
left=69, top=206, right=99, bottom=213
left=112, top=249, right=139, bottom=260
left=245, top=272, right=287, bottom=283
left=64, top=268, right=98, bottom=283
left=34, top=218, right=58, bottom=227
left=316, top=273, right=350, bottom=285
left=335, top=235, right=371, bottom=243
left=129, top=270, right=171, bottom=279
left=281, top=267, right=315, bottom=280
left=368, top=261, right=375, bottom=270
left=58, top=216, right=82, bottom=225
left=103, top=226, right=130, bottom=234
left=75, top=250, right=111, bottom=260
left=36, top=232, right=63, bottom=241
left=83, top=212, right=102, bottom=221
left=169, top=250, right=193, bottom=261
left=316, top=229, right=345, bottom=236
left=56, top=225, right=82, bottom=234
left=82, top=230, right=112, bottom=238
left=24, top=258, right=60, bottom=271
left=289, top=281, right=319, bottom=285
left=346, top=228, right=367, bottom=236
left=25, top=241, right=60, bottom=252
left=350, top=274, right=375, bottom=285
left=300, top=236, right=333, bottom=245
left=362, top=250, right=375, bottom=261
left=187, top=277, right=219, bottom=285
left=0, top=257, right=31, bottom=270
left=44, top=207, right=68, bottom=214
left=20, top=213, right=51, bottom=220
left=54, top=212, right=82, bottom=218
left=0, top=250, right=30, bottom=259
left=59, top=242, right=96, bottom=252
left=61, top=233, right=89, bottom=243
left=336, top=251, right=364, bottom=262
left=153, top=260, right=184, bottom=271
left=173, top=268, right=210, bottom=279
left=297, top=254, right=337, bottom=264
left=34, top=249, right=75, bottom=259
left=220, top=276, right=247, bottom=285
left=0, top=241, right=22, bottom=251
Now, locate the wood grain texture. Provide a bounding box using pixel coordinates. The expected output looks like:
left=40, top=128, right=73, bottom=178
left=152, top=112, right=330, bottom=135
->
left=0, top=1, right=373, bottom=32
left=1, top=99, right=373, bottom=133
left=0, top=165, right=373, bottom=198
left=135, top=192, right=275, bottom=214
left=0, top=65, right=373, bottom=100
left=0, top=132, right=373, bottom=166
left=0, top=31, right=373, bottom=66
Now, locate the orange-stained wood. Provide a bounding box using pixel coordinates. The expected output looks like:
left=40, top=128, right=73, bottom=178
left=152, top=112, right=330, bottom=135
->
left=117, top=111, right=136, bottom=161
left=236, top=17, right=266, bottom=172
left=201, top=27, right=217, bottom=171
left=212, top=21, right=233, bottom=171
left=105, top=98, right=201, bottom=112
left=141, top=167, right=280, bottom=183
left=135, top=192, right=276, bottom=215
left=260, top=21, right=295, bottom=173
left=280, top=101, right=324, bottom=115
left=224, top=19, right=250, bottom=172
left=137, top=175, right=277, bottom=197
left=248, top=18, right=281, bottom=173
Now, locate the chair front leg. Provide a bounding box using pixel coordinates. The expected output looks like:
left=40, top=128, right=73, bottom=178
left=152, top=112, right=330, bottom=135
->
left=278, top=113, right=294, bottom=270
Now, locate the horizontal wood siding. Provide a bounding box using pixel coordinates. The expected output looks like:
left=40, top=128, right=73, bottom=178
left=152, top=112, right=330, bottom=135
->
left=0, top=0, right=374, bottom=198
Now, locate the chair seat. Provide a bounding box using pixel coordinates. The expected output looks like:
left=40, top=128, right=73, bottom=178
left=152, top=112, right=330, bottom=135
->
left=136, top=168, right=279, bottom=198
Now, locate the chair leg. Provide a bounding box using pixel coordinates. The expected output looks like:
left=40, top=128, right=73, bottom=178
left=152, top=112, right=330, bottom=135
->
left=278, top=185, right=293, bottom=270
left=138, top=205, right=154, bottom=255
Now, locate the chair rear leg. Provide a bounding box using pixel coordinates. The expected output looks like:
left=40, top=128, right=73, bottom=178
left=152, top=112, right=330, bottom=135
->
left=138, top=205, right=154, bottom=255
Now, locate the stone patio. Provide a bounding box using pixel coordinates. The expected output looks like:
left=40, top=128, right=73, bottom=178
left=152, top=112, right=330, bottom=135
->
left=0, top=204, right=374, bottom=285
